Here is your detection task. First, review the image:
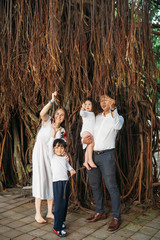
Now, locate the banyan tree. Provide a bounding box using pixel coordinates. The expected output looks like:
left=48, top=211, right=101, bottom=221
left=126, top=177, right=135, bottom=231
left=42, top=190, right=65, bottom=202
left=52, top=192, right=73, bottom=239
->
left=0, top=0, right=160, bottom=209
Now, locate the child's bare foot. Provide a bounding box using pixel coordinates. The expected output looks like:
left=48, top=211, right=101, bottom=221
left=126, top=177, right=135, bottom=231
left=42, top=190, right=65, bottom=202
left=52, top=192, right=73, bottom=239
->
left=88, top=160, right=97, bottom=168
left=46, top=213, right=54, bottom=220
left=83, top=162, right=91, bottom=170
left=35, top=215, right=46, bottom=223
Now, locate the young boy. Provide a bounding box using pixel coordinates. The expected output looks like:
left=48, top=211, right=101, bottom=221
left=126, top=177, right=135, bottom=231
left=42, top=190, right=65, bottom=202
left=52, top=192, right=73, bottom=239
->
left=49, top=128, right=76, bottom=237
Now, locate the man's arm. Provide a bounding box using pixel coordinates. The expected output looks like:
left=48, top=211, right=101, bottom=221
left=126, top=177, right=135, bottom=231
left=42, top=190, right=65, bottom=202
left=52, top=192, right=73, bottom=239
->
left=112, top=109, right=124, bottom=130
left=82, top=135, right=93, bottom=145
left=107, top=96, right=124, bottom=130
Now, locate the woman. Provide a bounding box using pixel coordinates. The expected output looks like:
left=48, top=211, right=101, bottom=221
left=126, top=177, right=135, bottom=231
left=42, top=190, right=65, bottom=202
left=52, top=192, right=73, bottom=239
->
left=32, top=91, right=68, bottom=223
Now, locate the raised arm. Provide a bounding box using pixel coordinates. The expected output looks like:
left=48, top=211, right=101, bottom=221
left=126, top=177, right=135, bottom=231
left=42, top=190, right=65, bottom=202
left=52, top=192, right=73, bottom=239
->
left=48, top=125, right=59, bottom=160
left=107, top=96, right=124, bottom=130
left=40, top=91, right=58, bottom=121
left=48, top=137, right=55, bottom=160
left=112, top=109, right=124, bottom=130
left=80, top=103, right=88, bottom=117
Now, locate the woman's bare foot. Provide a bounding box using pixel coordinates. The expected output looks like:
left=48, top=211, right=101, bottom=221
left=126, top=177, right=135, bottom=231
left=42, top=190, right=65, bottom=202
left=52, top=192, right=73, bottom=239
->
left=83, top=162, right=91, bottom=170
left=46, top=213, right=54, bottom=220
left=35, top=215, right=46, bottom=223
left=88, top=160, right=97, bottom=168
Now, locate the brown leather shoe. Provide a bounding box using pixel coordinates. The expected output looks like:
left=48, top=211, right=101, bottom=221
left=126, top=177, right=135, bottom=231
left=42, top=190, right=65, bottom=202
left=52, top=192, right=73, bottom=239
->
left=108, top=218, right=121, bottom=232
left=86, top=212, right=107, bottom=222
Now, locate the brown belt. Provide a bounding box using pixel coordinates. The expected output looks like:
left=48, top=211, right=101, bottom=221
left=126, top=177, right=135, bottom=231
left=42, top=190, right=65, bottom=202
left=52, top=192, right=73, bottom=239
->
left=94, top=149, right=114, bottom=155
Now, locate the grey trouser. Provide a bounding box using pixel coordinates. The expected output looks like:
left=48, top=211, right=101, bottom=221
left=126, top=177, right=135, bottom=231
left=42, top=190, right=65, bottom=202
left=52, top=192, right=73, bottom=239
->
left=87, top=149, right=121, bottom=219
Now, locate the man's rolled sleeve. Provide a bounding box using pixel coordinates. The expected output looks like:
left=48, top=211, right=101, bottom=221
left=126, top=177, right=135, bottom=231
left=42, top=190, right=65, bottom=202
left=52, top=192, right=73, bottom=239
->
left=112, top=109, right=124, bottom=130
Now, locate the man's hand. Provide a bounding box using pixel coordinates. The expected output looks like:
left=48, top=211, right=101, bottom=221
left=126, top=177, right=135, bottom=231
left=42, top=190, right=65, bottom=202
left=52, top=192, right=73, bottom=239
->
left=107, top=97, right=115, bottom=111
left=83, top=135, right=93, bottom=145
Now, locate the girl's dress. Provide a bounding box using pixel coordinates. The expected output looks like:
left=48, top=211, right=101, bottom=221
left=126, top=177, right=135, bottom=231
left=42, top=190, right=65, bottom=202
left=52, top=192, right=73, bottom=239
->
left=32, top=116, right=65, bottom=199
left=80, top=110, right=95, bottom=149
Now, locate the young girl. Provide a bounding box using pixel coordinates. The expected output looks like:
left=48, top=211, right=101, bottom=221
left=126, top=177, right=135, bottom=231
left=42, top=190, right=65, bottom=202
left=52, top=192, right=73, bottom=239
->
left=49, top=128, right=76, bottom=237
left=80, top=99, right=97, bottom=170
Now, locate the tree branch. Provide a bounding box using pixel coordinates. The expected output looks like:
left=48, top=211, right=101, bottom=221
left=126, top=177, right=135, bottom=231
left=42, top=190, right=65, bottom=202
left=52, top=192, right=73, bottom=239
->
left=152, top=24, right=160, bottom=29
left=151, top=30, right=160, bottom=35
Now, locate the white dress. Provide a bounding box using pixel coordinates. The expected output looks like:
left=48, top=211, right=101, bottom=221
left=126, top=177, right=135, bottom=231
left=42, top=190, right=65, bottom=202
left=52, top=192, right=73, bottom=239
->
left=32, top=116, right=65, bottom=200
left=80, top=110, right=96, bottom=136
left=80, top=110, right=95, bottom=149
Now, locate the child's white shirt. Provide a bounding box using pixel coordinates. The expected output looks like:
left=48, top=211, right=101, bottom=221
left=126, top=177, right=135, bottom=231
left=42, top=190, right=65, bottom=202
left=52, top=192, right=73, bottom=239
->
left=49, top=137, right=73, bottom=182
left=80, top=110, right=96, bottom=136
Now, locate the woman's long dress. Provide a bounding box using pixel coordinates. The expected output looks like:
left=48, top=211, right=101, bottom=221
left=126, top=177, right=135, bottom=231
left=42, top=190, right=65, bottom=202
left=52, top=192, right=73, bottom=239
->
left=32, top=116, right=65, bottom=200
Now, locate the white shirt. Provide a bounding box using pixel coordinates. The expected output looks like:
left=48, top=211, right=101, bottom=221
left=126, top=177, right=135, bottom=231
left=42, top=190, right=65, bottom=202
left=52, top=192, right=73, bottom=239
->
left=93, top=109, right=124, bottom=151
left=80, top=110, right=96, bottom=136
left=49, top=138, right=73, bottom=182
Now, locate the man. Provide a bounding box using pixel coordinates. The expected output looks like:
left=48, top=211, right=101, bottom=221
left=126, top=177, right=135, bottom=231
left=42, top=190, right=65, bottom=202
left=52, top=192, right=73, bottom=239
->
left=83, top=94, right=124, bottom=232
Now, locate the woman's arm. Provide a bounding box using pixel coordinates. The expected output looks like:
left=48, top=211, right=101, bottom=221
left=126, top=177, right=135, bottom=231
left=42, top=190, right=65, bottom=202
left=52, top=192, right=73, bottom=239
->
left=40, top=91, right=58, bottom=121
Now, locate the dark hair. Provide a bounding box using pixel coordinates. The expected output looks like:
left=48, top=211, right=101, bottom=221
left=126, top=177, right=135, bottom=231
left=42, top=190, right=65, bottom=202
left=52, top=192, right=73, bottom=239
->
left=84, top=98, right=95, bottom=112
left=106, top=90, right=114, bottom=99
left=53, top=138, right=67, bottom=149
left=54, top=107, right=69, bottom=138
left=100, top=90, right=115, bottom=100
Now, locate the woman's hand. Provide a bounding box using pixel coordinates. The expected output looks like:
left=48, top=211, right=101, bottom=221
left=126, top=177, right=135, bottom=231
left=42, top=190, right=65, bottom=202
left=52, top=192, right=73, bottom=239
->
left=40, top=91, right=58, bottom=121
left=51, top=91, right=58, bottom=103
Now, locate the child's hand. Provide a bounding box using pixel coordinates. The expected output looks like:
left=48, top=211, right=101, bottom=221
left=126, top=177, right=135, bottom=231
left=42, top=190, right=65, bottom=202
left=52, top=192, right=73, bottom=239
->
left=81, top=103, right=85, bottom=111
left=64, top=153, right=69, bottom=162
left=51, top=124, right=59, bottom=137
left=70, top=169, right=76, bottom=177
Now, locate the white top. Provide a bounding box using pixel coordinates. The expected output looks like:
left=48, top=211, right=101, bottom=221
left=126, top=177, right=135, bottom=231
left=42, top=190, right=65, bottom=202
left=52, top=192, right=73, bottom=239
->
left=32, top=116, right=65, bottom=199
left=93, top=109, right=124, bottom=151
left=80, top=110, right=96, bottom=136
left=49, top=137, right=73, bottom=182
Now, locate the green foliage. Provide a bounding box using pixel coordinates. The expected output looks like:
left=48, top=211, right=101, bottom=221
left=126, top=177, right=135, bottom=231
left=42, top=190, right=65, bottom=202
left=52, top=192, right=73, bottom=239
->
left=150, top=1, right=160, bottom=74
